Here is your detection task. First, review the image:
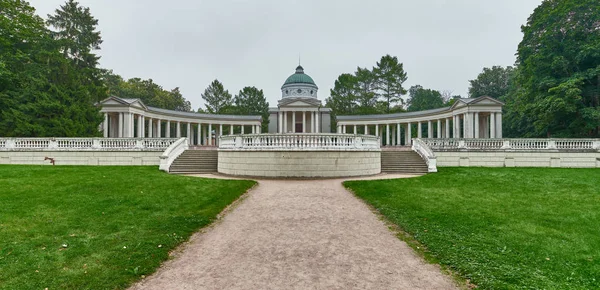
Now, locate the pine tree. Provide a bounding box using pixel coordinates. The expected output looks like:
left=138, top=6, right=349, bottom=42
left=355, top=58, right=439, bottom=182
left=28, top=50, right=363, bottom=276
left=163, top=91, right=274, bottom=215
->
left=201, top=80, right=233, bottom=114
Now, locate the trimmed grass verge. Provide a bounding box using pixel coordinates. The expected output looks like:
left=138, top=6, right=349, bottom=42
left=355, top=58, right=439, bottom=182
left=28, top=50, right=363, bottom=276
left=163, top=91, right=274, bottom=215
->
left=344, top=168, right=600, bottom=289
left=0, top=165, right=255, bottom=289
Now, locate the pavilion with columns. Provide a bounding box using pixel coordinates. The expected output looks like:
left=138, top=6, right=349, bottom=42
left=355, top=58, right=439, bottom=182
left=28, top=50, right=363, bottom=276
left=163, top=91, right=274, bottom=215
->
left=336, top=96, right=504, bottom=146
left=99, top=96, right=262, bottom=146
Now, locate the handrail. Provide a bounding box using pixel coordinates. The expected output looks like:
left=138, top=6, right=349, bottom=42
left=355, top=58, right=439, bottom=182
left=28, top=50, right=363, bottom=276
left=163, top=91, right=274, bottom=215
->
left=159, top=138, right=189, bottom=172
left=0, top=138, right=178, bottom=151
left=218, top=134, right=380, bottom=151
left=421, top=138, right=600, bottom=151
left=412, top=138, right=438, bottom=173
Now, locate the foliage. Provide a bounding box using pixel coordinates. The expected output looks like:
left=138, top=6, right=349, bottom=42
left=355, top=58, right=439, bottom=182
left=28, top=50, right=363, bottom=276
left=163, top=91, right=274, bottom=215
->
left=345, top=167, right=600, bottom=289
left=0, top=0, right=104, bottom=137
left=406, top=85, right=446, bottom=112
left=0, top=165, right=255, bottom=289
left=200, top=79, right=233, bottom=114
left=468, top=66, right=515, bottom=99
left=373, top=55, right=408, bottom=112
left=103, top=71, right=192, bottom=111
left=233, top=86, right=270, bottom=131
left=507, top=0, right=600, bottom=137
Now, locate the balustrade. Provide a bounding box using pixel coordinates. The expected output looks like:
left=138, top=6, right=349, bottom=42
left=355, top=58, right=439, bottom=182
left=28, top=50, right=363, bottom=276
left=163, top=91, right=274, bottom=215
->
left=219, top=134, right=380, bottom=150
left=0, top=138, right=178, bottom=151
left=421, top=138, right=600, bottom=151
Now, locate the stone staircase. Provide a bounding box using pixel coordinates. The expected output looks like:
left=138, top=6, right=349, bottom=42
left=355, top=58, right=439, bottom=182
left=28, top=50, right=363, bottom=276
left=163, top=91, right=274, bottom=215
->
left=169, top=149, right=218, bottom=174
left=381, top=150, right=428, bottom=174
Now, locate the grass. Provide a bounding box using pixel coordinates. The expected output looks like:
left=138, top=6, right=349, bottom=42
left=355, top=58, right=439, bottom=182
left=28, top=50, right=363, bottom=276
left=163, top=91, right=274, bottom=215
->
left=344, top=167, right=600, bottom=289
left=0, top=165, right=255, bottom=289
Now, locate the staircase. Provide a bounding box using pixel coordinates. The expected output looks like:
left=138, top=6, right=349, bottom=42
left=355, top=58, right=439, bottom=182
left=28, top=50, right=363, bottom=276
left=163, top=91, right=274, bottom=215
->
left=381, top=150, right=428, bottom=174
left=169, top=149, right=218, bottom=174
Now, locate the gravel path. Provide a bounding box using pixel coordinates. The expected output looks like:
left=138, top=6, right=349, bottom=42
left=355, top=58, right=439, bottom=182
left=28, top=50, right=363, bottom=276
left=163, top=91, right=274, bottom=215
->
left=131, top=174, right=457, bottom=290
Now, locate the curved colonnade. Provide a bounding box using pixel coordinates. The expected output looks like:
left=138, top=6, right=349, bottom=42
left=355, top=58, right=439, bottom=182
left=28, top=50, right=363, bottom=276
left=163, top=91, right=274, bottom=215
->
left=100, top=96, right=262, bottom=146
left=336, top=96, right=504, bottom=146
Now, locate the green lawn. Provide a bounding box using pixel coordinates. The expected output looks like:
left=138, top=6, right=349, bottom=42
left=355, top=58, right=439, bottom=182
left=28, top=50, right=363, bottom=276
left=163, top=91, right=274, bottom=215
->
left=0, top=165, right=255, bottom=289
left=344, top=168, right=600, bottom=289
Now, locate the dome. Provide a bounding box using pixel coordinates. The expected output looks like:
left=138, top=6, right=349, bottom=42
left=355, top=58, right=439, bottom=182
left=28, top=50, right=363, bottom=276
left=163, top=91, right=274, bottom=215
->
left=283, top=65, right=317, bottom=86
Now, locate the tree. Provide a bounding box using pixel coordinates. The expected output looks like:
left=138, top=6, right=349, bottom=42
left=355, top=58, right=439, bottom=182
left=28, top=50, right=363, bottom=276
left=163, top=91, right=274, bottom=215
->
left=468, top=66, right=515, bottom=99
left=406, top=85, right=445, bottom=112
left=46, top=0, right=102, bottom=68
left=200, top=80, right=232, bottom=114
left=373, top=55, right=408, bottom=112
left=233, top=87, right=269, bottom=131
left=0, top=0, right=103, bottom=137
left=508, top=0, right=600, bottom=137
left=103, top=71, right=192, bottom=111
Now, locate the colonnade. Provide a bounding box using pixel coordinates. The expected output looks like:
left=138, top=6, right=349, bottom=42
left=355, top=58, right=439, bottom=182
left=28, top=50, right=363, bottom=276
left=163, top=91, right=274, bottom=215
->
left=277, top=110, right=320, bottom=133
left=102, top=112, right=262, bottom=146
left=337, top=112, right=503, bottom=146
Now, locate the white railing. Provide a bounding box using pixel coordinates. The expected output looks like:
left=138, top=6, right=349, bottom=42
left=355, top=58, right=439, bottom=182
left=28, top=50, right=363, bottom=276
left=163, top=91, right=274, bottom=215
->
left=421, top=138, right=600, bottom=151
left=219, top=134, right=381, bottom=151
left=159, top=138, right=189, bottom=172
left=412, top=138, right=437, bottom=173
left=0, top=138, right=178, bottom=151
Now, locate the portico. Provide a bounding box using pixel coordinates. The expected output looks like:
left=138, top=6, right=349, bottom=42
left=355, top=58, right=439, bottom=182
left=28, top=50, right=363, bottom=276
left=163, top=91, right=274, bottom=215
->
left=268, top=65, right=331, bottom=133
left=100, top=96, right=262, bottom=146
left=336, top=96, right=504, bottom=146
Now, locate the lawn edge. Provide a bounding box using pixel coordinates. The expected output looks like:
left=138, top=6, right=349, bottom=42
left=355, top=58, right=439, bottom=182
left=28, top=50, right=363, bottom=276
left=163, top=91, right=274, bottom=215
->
left=343, top=182, right=476, bottom=290
left=127, top=178, right=258, bottom=288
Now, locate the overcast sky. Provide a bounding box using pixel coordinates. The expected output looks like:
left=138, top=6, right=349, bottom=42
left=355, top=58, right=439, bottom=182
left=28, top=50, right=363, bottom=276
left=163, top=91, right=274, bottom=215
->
left=28, top=0, right=542, bottom=110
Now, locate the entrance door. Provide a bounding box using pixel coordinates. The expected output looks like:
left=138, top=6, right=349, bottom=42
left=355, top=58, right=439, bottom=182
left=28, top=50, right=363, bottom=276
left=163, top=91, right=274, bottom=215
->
left=295, top=123, right=303, bottom=133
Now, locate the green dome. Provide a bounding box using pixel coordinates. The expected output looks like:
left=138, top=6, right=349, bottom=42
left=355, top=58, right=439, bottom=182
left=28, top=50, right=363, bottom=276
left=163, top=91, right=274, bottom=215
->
left=283, top=65, right=316, bottom=86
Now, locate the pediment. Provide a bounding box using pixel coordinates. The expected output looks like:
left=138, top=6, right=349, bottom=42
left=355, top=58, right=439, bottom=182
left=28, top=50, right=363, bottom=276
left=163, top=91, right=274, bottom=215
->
left=102, top=99, right=125, bottom=106
left=284, top=100, right=317, bottom=107
left=468, top=96, right=504, bottom=106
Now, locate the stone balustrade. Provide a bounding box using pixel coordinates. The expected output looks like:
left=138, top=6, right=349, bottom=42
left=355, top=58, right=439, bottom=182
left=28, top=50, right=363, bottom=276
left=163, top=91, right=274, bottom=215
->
left=0, top=138, right=178, bottom=151
left=421, top=138, right=600, bottom=151
left=412, top=138, right=438, bottom=172
left=219, top=134, right=381, bottom=151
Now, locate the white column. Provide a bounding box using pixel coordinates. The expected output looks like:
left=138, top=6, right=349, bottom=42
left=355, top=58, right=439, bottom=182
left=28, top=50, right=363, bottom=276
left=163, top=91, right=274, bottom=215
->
left=219, top=124, right=223, bottom=137
left=208, top=124, right=212, bottom=145
left=474, top=113, right=480, bottom=138
left=354, top=125, right=357, bottom=135
left=197, top=123, right=202, bottom=146
left=292, top=111, right=296, bottom=133
left=187, top=123, right=191, bottom=144
left=337, top=125, right=341, bottom=133
left=364, top=125, right=368, bottom=135
left=166, top=121, right=171, bottom=138
left=252, top=125, right=255, bottom=134
left=496, top=112, right=503, bottom=138
left=139, top=116, right=145, bottom=138
left=175, top=121, right=180, bottom=138
left=386, top=124, right=390, bottom=146
left=462, top=114, right=468, bottom=138
left=241, top=125, right=245, bottom=134
left=490, top=113, right=496, bottom=138
left=229, top=124, right=233, bottom=135
left=118, top=113, right=123, bottom=137
left=427, top=120, right=432, bottom=138
left=157, top=120, right=162, bottom=138
left=375, top=124, right=379, bottom=136
left=397, top=123, right=401, bottom=146
left=407, top=123, right=412, bottom=145
left=257, top=125, right=261, bottom=134
left=417, top=122, right=422, bottom=138
left=342, top=125, right=346, bottom=133
left=312, top=112, right=316, bottom=133
left=278, top=112, right=283, bottom=133
left=446, top=118, right=450, bottom=138
left=283, top=111, right=287, bottom=133
left=302, top=111, right=306, bottom=133
left=103, top=113, right=109, bottom=137
left=148, top=118, right=153, bottom=138
left=437, top=120, right=442, bottom=138
left=315, top=111, right=319, bottom=133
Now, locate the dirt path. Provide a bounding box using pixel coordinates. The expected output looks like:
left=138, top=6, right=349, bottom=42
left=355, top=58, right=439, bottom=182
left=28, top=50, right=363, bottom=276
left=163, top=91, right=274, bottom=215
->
left=131, top=174, right=457, bottom=290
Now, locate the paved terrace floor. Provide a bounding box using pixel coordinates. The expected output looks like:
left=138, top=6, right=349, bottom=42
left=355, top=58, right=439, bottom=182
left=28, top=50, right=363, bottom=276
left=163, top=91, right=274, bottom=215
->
left=131, top=174, right=457, bottom=290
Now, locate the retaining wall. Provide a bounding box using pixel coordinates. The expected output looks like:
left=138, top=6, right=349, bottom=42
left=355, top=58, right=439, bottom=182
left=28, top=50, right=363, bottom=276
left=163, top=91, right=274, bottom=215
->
left=218, top=150, right=381, bottom=178
left=435, top=151, right=600, bottom=168
left=0, top=151, right=162, bottom=166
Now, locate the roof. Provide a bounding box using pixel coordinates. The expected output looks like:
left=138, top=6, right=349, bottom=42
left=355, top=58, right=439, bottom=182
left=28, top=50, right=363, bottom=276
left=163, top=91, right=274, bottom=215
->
left=282, top=65, right=317, bottom=87
left=101, top=96, right=261, bottom=121
left=337, top=106, right=451, bottom=121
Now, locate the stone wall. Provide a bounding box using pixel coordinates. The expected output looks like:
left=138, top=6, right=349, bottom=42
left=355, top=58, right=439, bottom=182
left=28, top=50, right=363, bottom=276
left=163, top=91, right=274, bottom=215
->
left=435, top=151, right=600, bottom=168
left=0, top=151, right=162, bottom=166
left=218, top=150, right=381, bottom=178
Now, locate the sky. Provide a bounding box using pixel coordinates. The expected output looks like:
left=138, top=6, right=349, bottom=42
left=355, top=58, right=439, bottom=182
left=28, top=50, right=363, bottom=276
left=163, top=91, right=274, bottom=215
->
left=28, top=0, right=543, bottom=110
